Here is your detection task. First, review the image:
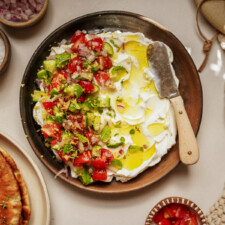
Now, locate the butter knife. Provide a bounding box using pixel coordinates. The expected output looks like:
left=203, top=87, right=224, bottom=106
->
left=147, top=41, right=199, bottom=165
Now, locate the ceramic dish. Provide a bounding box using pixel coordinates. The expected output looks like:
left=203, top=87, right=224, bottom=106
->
left=194, top=0, right=225, bottom=34
left=0, top=132, right=50, bottom=225
left=0, top=0, right=48, bottom=28
left=0, top=29, right=10, bottom=75
left=20, top=11, right=203, bottom=194
left=145, top=196, right=207, bottom=225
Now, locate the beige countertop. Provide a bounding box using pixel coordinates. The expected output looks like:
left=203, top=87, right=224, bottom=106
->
left=0, top=0, right=225, bottom=225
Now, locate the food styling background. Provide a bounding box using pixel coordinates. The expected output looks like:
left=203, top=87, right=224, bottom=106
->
left=0, top=0, right=225, bottom=225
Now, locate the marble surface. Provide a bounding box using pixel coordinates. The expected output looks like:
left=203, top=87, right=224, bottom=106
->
left=0, top=0, right=225, bottom=225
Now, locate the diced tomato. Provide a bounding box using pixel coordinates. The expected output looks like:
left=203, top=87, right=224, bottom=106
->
left=158, top=218, right=172, bottom=225
left=176, top=205, right=190, bottom=219
left=77, top=94, right=86, bottom=103
left=164, top=206, right=176, bottom=219
left=92, top=158, right=107, bottom=169
left=101, top=148, right=114, bottom=163
left=94, top=71, right=110, bottom=86
left=41, top=122, right=61, bottom=140
left=68, top=113, right=83, bottom=123
left=92, top=168, right=107, bottom=181
left=57, top=149, right=72, bottom=163
left=48, top=72, right=68, bottom=93
left=68, top=56, right=84, bottom=73
left=174, top=220, right=182, bottom=225
left=49, top=138, right=58, bottom=146
left=153, top=209, right=164, bottom=223
left=70, top=31, right=87, bottom=52
left=70, top=30, right=85, bottom=43
left=78, top=80, right=94, bottom=93
left=85, top=130, right=93, bottom=141
left=89, top=37, right=103, bottom=52
left=71, top=35, right=87, bottom=52
left=179, top=215, right=198, bottom=225
left=97, top=56, right=113, bottom=70
left=42, top=101, right=54, bottom=114
left=73, top=151, right=92, bottom=166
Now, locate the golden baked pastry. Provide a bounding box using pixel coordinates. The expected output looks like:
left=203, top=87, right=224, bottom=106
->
left=0, top=147, right=30, bottom=225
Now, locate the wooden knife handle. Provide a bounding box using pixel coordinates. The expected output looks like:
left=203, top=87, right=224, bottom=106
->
left=170, top=96, right=199, bottom=165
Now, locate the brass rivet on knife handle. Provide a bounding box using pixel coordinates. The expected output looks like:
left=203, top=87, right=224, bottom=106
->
left=170, top=96, right=199, bottom=165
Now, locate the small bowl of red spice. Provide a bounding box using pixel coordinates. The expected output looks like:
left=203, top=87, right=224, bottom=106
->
left=0, top=0, right=48, bottom=28
left=145, top=197, right=207, bottom=225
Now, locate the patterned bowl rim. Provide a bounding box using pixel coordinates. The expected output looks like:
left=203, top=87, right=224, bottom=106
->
left=145, top=196, right=207, bottom=225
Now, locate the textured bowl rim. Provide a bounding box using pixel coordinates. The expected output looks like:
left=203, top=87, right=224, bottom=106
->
left=0, top=28, right=10, bottom=75
left=0, top=0, right=48, bottom=28
left=145, top=196, right=207, bottom=225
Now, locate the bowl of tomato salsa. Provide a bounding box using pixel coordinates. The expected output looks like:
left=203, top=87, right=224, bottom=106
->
left=145, top=197, right=207, bottom=225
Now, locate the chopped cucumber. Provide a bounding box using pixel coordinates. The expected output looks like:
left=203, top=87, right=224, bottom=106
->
left=92, top=84, right=100, bottom=93
left=74, top=84, right=84, bottom=99
left=69, top=99, right=80, bottom=112
left=53, top=106, right=64, bottom=124
left=62, top=132, right=74, bottom=145
left=91, top=61, right=99, bottom=74
left=75, top=132, right=89, bottom=143
left=93, top=116, right=101, bottom=131
left=100, top=126, right=111, bottom=143
left=31, top=90, right=45, bottom=102
left=111, top=159, right=123, bottom=169
left=63, top=85, right=75, bottom=97
left=63, top=144, right=73, bottom=154
left=55, top=52, right=71, bottom=68
left=110, top=66, right=128, bottom=82
left=43, top=60, right=57, bottom=74
left=50, top=88, right=59, bottom=97
left=128, top=145, right=143, bottom=153
left=81, top=169, right=93, bottom=186
left=103, top=42, right=114, bottom=56
left=99, top=97, right=111, bottom=108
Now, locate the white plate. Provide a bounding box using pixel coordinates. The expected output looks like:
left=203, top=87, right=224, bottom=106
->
left=0, top=132, right=50, bottom=225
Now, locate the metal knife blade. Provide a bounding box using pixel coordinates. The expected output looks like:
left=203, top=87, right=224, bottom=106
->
left=147, top=41, right=179, bottom=99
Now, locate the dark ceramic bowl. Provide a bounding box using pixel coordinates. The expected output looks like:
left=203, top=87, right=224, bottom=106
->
left=20, top=11, right=203, bottom=194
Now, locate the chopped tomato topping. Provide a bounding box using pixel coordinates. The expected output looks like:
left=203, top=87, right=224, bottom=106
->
left=68, top=56, right=84, bottom=73
left=92, top=168, right=107, bottom=181
left=42, top=100, right=58, bottom=115
left=41, top=122, right=61, bottom=140
left=57, top=149, right=72, bottom=163
left=175, top=205, right=190, bottom=219
left=68, top=113, right=83, bottom=123
left=85, top=130, right=93, bottom=141
left=48, top=72, right=68, bottom=93
left=97, top=56, right=112, bottom=70
left=158, top=218, right=172, bottom=225
left=74, top=151, right=92, bottom=166
left=42, top=101, right=54, bottom=114
left=92, top=158, right=107, bottom=169
left=101, top=148, right=114, bottom=163
left=78, top=80, right=94, bottom=93
left=77, top=94, right=86, bottom=102
left=163, top=207, right=176, bottom=219
left=94, top=71, right=110, bottom=86
left=89, top=37, right=103, bottom=52
left=153, top=209, right=164, bottom=223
